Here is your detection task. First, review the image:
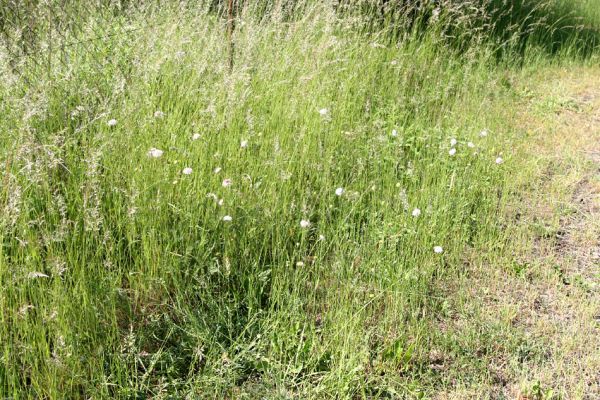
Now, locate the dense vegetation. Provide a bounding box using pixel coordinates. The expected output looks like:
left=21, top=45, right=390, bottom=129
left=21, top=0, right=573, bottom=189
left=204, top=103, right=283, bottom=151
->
left=0, top=0, right=598, bottom=398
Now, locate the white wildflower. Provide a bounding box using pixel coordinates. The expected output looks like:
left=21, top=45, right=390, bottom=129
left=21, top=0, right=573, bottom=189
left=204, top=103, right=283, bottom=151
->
left=214, top=167, right=222, bottom=174
left=450, top=138, right=457, bottom=146
left=223, top=215, right=232, bottom=222
left=449, top=148, right=457, bottom=156
left=319, top=108, right=329, bottom=117
left=496, top=157, right=504, bottom=164
left=412, top=208, right=421, bottom=217
left=18, top=304, right=35, bottom=316
left=335, top=187, right=344, bottom=196
left=296, top=261, right=305, bottom=267
left=107, top=119, right=117, bottom=127
left=391, top=129, right=398, bottom=137
left=300, top=219, right=311, bottom=229
left=480, top=129, right=488, bottom=137
left=434, top=246, right=444, bottom=254
left=147, top=148, right=164, bottom=158
left=222, top=178, right=232, bottom=188
left=467, top=142, right=475, bottom=148
left=192, top=133, right=201, bottom=141
left=240, top=140, right=248, bottom=148
left=154, top=110, right=165, bottom=119
left=182, top=167, right=193, bottom=175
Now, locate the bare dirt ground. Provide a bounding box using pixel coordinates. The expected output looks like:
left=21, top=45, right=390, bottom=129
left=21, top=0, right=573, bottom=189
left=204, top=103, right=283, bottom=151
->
left=436, top=68, right=600, bottom=399
left=500, top=68, right=600, bottom=399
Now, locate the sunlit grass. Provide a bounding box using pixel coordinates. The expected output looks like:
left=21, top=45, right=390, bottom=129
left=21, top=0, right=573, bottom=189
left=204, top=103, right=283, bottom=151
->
left=0, top=1, right=598, bottom=398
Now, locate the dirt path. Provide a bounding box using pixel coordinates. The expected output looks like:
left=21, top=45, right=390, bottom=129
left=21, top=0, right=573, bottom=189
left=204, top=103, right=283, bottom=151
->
left=503, top=68, right=600, bottom=398
left=436, top=68, right=600, bottom=399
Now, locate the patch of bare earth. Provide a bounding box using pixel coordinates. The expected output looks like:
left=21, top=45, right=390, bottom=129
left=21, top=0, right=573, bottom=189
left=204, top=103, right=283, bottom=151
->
left=436, top=69, right=600, bottom=399
left=503, top=70, right=600, bottom=398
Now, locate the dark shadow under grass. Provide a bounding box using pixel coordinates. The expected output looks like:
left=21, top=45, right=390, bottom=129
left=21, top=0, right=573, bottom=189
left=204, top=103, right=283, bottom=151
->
left=348, top=0, right=600, bottom=60
left=480, top=0, right=600, bottom=59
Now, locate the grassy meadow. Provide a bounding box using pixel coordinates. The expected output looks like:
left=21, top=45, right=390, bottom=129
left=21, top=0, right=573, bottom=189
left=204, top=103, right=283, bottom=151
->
left=0, top=1, right=599, bottom=398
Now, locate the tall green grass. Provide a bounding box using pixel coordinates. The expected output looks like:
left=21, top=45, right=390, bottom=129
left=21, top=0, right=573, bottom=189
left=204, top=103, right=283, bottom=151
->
left=0, top=1, right=598, bottom=398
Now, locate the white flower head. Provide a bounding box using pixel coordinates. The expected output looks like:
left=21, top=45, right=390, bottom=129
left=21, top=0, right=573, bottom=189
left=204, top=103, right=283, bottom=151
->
left=18, top=304, right=35, bottom=316
left=449, top=148, right=457, bottom=156
left=222, top=178, right=232, bottom=188
left=480, top=129, right=489, bottom=137
left=495, top=157, right=504, bottom=165
left=213, top=167, right=222, bottom=174
left=319, top=108, right=329, bottom=117
left=335, top=187, right=344, bottom=196
left=154, top=110, right=165, bottom=119
left=147, top=148, right=164, bottom=158
left=450, top=138, right=457, bottom=146
left=319, top=234, right=325, bottom=241
left=434, top=246, right=444, bottom=254
left=467, top=141, right=475, bottom=148
left=192, top=133, right=201, bottom=141
left=223, top=215, right=232, bottom=222
left=412, top=208, right=421, bottom=217
left=296, top=261, right=305, bottom=267
left=391, top=129, right=398, bottom=137
left=240, top=140, right=248, bottom=148
left=107, top=119, right=117, bottom=127
left=300, top=219, right=311, bottom=229
left=182, top=167, right=193, bottom=175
